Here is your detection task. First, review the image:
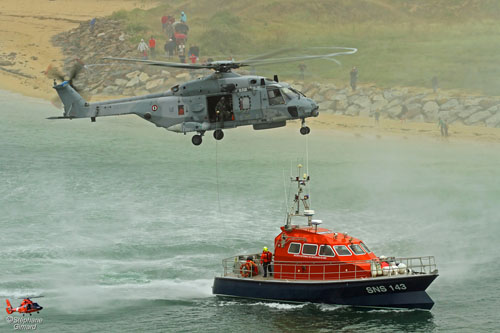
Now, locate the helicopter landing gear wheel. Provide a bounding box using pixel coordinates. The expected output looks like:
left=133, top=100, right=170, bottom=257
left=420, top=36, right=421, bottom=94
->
left=300, top=126, right=310, bottom=135
left=192, top=134, right=203, bottom=146
left=213, top=129, right=224, bottom=140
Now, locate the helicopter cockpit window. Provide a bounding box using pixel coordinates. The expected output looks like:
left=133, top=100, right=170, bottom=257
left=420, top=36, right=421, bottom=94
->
left=267, top=88, right=285, bottom=105
left=290, top=87, right=305, bottom=97
left=281, top=87, right=298, bottom=100
left=171, top=85, right=179, bottom=93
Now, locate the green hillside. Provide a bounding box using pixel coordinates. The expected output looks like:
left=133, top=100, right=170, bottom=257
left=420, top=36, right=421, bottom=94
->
left=111, top=0, right=500, bottom=95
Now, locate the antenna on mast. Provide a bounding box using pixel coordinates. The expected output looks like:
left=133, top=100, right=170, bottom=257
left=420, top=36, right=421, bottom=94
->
left=285, top=164, right=313, bottom=231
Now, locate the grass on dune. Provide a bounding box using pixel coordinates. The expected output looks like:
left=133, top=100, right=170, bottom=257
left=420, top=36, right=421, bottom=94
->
left=109, top=1, right=500, bottom=95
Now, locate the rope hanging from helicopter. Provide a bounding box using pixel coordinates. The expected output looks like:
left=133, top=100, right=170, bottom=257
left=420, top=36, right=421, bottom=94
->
left=215, top=121, right=222, bottom=213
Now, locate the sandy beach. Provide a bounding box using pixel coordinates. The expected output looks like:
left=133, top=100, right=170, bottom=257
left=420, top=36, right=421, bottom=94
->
left=0, top=0, right=499, bottom=144
left=0, top=0, right=157, bottom=99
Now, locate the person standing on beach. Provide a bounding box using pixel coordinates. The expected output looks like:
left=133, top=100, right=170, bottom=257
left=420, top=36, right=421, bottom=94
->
left=137, top=39, right=149, bottom=59
left=350, top=66, right=358, bottom=91
left=432, top=76, right=439, bottom=93
left=164, top=38, right=175, bottom=58
left=89, top=18, right=96, bottom=33
left=400, top=104, right=408, bottom=124
left=374, top=109, right=380, bottom=125
left=180, top=11, right=187, bottom=23
left=149, top=36, right=156, bottom=58
left=298, top=63, right=307, bottom=80
left=438, top=117, right=449, bottom=137
left=161, top=15, right=168, bottom=32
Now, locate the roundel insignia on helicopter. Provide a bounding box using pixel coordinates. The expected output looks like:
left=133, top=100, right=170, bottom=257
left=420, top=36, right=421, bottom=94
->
left=152, top=105, right=159, bottom=112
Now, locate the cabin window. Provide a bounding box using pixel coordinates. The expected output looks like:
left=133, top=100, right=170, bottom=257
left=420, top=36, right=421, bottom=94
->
left=319, top=245, right=335, bottom=257
left=349, top=244, right=366, bottom=255
left=360, top=242, right=371, bottom=253
left=267, top=88, right=285, bottom=105
left=302, top=244, right=318, bottom=255
left=334, top=245, right=352, bottom=256
left=288, top=242, right=301, bottom=254
left=239, top=96, right=251, bottom=110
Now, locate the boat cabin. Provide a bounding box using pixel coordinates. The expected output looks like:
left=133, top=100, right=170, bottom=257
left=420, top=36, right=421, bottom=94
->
left=273, top=225, right=376, bottom=280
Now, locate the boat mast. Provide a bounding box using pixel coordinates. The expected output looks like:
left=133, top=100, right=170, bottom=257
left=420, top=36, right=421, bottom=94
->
left=285, top=164, right=314, bottom=230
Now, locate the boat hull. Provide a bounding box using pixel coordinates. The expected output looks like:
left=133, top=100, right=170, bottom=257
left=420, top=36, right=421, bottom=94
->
left=213, top=273, right=438, bottom=310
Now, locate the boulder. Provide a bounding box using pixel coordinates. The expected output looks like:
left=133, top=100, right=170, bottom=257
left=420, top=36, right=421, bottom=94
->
left=371, top=100, right=388, bottom=111
left=371, top=94, right=385, bottom=101
left=114, top=79, right=128, bottom=86
left=334, top=99, right=349, bottom=111
left=138, top=72, right=150, bottom=82
left=313, top=93, right=324, bottom=103
left=486, top=104, right=500, bottom=113
left=102, top=86, right=118, bottom=95
left=464, top=111, right=492, bottom=125
left=440, top=99, right=459, bottom=110
left=175, top=72, right=190, bottom=80
left=126, top=71, right=141, bottom=79
left=458, top=106, right=481, bottom=119
left=404, top=94, right=425, bottom=105
left=485, top=113, right=500, bottom=127
left=387, top=98, right=402, bottom=108
left=479, top=98, right=498, bottom=109
left=386, top=105, right=402, bottom=118
left=146, top=78, right=165, bottom=91
left=345, top=104, right=360, bottom=116
left=323, top=90, right=339, bottom=101
left=463, top=98, right=481, bottom=107
left=406, top=103, right=422, bottom=118
left=423, top=101, right=439, bottom=114
left=352, top=95, right=371, bottom=108
left=332, top=94, right=347, bottom=101
left=318, top=101, right=334, bottom=112
left=125, top=76, right=140, bottom=87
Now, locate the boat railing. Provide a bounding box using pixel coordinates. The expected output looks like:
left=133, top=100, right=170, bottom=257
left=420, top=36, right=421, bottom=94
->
left=221, top=255, right=437, bottom=281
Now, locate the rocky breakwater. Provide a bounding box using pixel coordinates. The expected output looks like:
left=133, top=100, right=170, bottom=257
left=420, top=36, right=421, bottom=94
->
left=292, top=82, right=500, bottom=128
left=51, top=18, right=193, bottom=97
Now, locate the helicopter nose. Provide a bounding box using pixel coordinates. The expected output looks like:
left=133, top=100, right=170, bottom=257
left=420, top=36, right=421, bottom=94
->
left=310, top=100, right=319, bottom=117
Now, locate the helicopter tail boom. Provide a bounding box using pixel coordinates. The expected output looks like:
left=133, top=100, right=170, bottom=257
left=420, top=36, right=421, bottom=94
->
left=5, top=299, right=14, bottom=314
left=53, top=81, right=90, bottom=119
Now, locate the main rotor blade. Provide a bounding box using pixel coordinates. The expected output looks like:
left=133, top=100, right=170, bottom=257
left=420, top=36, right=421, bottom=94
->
left=241, top=47, right=357, bottom=67
left=240, top=47, right=299, bottom=63
left=103, top=57, right=212, bottom=70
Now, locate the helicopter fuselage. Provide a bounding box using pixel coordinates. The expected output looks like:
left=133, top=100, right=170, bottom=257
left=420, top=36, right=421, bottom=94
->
left=53, top=71, right=319, bottom=145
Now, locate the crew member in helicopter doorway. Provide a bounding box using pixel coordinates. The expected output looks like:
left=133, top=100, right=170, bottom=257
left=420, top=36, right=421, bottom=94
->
left=261, top=247, right=273, bottom=278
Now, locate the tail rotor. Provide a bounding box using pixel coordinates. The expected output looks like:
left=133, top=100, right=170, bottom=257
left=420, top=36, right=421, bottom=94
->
left=5, top=299, right=14, bottom=314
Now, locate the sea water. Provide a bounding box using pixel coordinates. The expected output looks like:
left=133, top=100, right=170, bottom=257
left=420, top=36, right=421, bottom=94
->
left=0, top=90, right=499, bottom=332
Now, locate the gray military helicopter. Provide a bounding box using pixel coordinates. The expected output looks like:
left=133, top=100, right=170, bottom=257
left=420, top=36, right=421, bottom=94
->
left=49, top=47, right=357, bottom=145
